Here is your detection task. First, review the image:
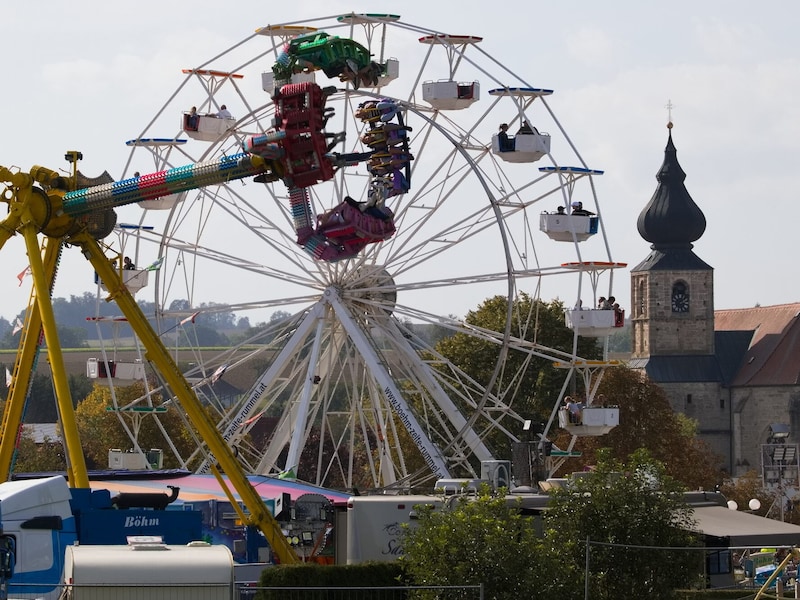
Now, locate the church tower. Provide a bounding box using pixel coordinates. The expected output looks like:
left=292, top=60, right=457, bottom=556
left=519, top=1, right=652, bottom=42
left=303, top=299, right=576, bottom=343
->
left=630, top=123, right=714, bottom=359
left=629, top=123, right=729, bottom=467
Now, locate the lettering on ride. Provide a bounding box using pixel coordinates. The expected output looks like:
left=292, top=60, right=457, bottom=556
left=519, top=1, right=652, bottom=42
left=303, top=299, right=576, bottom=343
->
left=224, top=382, right=267, bottom=441
left=382, top=386, right=444, bottom=477
left=124, top=516, right=160, bottom=528
left=382, top=522, right=404, bottom=557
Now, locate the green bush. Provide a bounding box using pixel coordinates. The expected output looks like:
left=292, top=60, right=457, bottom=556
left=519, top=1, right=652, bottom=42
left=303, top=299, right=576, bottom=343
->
left=256, top=562, right=406, bottom=600
left=674, top=591, right=753, bottom=600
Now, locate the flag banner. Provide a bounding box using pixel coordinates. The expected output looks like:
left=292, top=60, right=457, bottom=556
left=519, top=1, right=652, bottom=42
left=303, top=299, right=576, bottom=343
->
left=11, top=318, right=23, bottom=336
left=277, top=467, right=296, bottom=480
left=180, top=311, right=200, bottom=326
left=16, top=266, right=31, bottom=286
left=145, top=257, right=164, bottom=271
left=5, top=368, right=12, bottom=387
left=210, top=364, right=228, bottom=384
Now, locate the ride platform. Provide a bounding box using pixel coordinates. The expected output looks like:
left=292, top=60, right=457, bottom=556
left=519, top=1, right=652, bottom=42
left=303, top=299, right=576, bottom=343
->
left=558, top=407, right=619, bottom=436
left=182, top=113, right=236, bottom=142
left=86, top=357, right=146, bottom=382
left=491, top=131, right=551, bottom=162
left=423, top=79, right=479, bottom=110
left=540, top=211, right=598, bottom=242
left=565, top=308, right=623, bottom=337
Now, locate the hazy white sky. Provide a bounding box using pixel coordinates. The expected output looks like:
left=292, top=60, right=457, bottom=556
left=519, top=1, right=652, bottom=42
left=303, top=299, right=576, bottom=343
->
left=0, top=1, right=797, bottom=322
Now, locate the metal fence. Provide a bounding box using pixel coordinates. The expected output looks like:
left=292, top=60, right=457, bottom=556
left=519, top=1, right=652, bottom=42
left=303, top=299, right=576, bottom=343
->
left=247, top=585, right=484, bottom=600
left=5, top=582, right=483, bottom=600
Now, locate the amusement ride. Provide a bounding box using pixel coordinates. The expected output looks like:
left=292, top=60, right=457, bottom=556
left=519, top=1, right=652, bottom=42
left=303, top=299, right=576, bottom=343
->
left=0, top=14, right=625, bottom=508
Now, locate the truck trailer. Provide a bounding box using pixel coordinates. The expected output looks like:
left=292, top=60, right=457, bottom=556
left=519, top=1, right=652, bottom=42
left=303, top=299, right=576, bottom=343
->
left=63, top=541, right=235, bottom=600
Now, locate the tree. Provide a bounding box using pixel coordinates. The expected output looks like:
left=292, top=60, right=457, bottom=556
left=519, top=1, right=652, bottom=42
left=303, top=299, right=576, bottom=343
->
left=400, top=486, right=573, bottom=600
left=435, top=294, right=602, bottom=456
left=12, top=430, right=66, bottom=473
left=554, top=366, right=723, bottom=491
left=11, top=372, right=96, bottom=423
left=177, top=324, right=230, bottom=347
left=718, top=469, right=774, bottom=519
left=545, top=449, right=701, bottom=599
left=74, top=382, right=198, bottom=469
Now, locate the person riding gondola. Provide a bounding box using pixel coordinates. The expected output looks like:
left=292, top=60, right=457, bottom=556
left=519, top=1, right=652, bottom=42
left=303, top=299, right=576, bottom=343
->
left=570, top=201, right=594, bottom=216
left=498, top=123, right=514, bottom=152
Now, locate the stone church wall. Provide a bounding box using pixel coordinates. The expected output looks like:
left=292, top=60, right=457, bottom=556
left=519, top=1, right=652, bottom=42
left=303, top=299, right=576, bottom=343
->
left=732, top=386, right=800, bottom=478
left=660, top=380, right=731, bottom=471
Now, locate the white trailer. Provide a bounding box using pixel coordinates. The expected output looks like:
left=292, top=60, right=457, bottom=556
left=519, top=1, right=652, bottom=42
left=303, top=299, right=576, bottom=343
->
left=344, top=495, right=443, bottom=564
left=63, top=540, right=235, bottom=600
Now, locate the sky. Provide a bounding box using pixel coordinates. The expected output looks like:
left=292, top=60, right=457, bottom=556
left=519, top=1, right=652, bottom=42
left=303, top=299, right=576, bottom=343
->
left=0, top=0, right=797, bottom=324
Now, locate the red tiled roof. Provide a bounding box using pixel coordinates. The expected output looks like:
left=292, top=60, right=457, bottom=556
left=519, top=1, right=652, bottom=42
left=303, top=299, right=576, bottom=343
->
left=715, top=303, right=800, bottom=386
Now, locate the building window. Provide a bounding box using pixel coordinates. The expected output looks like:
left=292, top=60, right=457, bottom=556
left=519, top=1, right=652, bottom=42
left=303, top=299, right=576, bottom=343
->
left=638, top=280, right=646, bottom=316
left=686, top=393, right=692, bottom=405
left=707, top=550, right=731, bottom=575
left=720, top=398, right=725, bottom=409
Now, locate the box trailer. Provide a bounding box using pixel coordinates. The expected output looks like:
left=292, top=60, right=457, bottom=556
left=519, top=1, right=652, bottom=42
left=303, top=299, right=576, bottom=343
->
left=63, top=540, right=235, bottom=600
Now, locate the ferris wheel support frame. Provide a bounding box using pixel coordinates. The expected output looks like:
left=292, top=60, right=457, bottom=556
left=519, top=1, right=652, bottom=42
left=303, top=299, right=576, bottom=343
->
left=284, top=316, right=327, bottom=473
left=195, top=301, right=326, bottom=474
left=325, top=288, right=450, bottom=479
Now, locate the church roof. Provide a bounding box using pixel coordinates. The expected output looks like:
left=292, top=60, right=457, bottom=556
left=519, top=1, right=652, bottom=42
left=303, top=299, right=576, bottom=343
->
left=628, top=305, right=800, bottom=388
left=631, top=247, right=712, bottom=272
left=627, top=355, right=722, bottom=383
left=715, top=303, right=800, bottom=386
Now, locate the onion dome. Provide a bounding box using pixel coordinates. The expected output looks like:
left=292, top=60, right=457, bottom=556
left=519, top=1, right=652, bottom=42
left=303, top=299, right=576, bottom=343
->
left=636, top=123, right=706, bottom=249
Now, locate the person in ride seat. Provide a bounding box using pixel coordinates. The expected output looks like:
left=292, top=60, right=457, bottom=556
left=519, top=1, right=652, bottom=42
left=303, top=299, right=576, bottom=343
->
left=498, top=123, right=514, bottom=152
left=186, top=106, right=199, bottom=131
left=564, top=396, right=583, bottom=425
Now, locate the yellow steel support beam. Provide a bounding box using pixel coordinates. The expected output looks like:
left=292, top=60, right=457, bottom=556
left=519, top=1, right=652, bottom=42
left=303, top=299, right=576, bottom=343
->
left=0, top=240, right=54, bottom=480
left=77, top=232, right=299, bottom=564
left=21, top=225, right=88, bottom=488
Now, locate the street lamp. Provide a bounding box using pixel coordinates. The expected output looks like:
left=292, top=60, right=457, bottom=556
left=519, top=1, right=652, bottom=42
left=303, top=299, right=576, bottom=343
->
left=726, top=498, right=762, bottom=512
left=769, top=423, right=791, bottom=443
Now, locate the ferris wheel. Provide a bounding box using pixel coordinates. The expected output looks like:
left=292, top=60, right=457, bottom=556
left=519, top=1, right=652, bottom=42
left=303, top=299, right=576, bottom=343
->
left=111, top=13, right=623, bottom=490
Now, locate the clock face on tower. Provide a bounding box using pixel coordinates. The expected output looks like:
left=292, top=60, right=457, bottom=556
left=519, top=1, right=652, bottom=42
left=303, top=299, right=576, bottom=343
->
left=671, top=283, right=689, bottom=313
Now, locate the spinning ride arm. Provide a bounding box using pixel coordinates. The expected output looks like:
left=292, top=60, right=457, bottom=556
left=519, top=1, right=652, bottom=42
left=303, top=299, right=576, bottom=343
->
left=0, top=163, right=301, bottom=565
left=61, top=153, right=267, bottom=216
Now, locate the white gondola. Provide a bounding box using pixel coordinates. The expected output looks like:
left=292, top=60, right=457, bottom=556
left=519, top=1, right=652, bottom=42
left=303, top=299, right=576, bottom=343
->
left=491, top=131, right=551, bottom=163
left=565, top=308, right=624, bottom=337
left=540, top=212, right=599, bottom=242
left=261, top=69, right=317, bottom=92
left=108, top=448, right=164, bottom=470
left=140, top=191, right=186, bottom=211
left=488, top=86, right=552, bottom=162
left=375, top=58, right=399, bottom=87
left=99, top=269, right=150, bottom=294
left=182, top=114, right=236, bottom=141
left=86, top=357, right=146, bottom=382
left=422, top=79, right=479, bottom=110
left=558, top=407, right=619, bottom=436
left=419, top=34, right=482, bottom=110
left=179, top=68, right=242, bottom=141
